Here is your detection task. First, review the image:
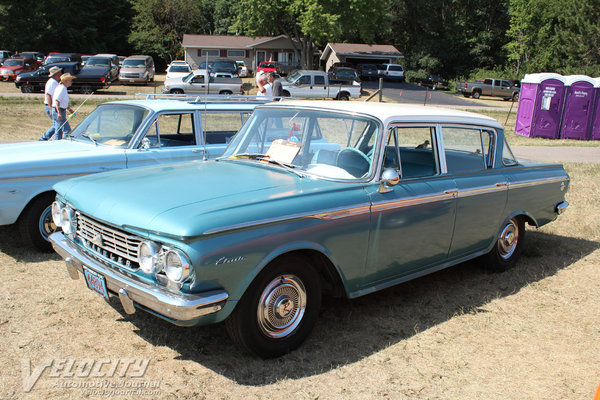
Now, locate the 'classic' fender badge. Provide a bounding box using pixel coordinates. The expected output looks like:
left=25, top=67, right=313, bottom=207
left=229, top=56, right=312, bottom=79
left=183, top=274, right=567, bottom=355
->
left=216, top=256, right=247, bottom=265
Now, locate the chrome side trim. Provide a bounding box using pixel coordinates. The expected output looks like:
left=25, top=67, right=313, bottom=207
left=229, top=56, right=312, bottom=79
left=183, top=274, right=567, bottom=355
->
left=457, top=184, right=508, bottom=198
left=371, top=192, right=453, bottom=213
left=50, top=232, right=228, bottom=322
left=202, top=203, right=372, bottom=235
left=1, top=172, right=88, bottom=181
left=508, top=177, right=567, bottom=189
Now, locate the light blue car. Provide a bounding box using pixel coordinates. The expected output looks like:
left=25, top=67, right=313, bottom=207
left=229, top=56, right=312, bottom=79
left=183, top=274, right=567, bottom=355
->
left=0, top=97, right=263, bottom=250
left=49, top=101, right=569, bottom=358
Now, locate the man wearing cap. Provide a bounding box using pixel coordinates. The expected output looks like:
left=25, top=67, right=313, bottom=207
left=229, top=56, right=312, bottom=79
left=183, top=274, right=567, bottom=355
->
left=39, top=66, right=62, bottom=141
left=51, top=73, right=76, bottom=140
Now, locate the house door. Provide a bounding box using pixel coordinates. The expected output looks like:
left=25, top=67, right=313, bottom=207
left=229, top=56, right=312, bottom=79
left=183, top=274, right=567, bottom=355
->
left=256, top=51, right=265, bottom=68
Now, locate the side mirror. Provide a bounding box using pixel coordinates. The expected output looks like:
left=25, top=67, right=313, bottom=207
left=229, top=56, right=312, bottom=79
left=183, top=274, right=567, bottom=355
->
left=140, top=137, right=151, bottom=150
left=378, top=168, right=400, bottom=193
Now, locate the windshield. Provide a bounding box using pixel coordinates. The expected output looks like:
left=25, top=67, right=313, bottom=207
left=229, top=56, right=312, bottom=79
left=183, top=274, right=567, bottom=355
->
left=85, top=57, right=110, bottom=67
left=213, top=61, right=237, bottom=73
left=123, top=59, right=146, bottom=67
left=3, top=59, right=23, bottom=66
left=69, top=104, right=149, bottom=147
left=44, top=57, right=68, bottom=64
left=169, top=65, right=190, bottom=73
left=286, top=70, right=301, bottom=83
left=222, top=108, right=380, bottom=180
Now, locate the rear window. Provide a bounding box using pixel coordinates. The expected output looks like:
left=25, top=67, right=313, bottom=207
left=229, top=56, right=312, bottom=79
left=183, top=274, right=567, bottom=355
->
left=389, top=65, right=403, bottom=71
left=260, top=63, right=276, bottom=68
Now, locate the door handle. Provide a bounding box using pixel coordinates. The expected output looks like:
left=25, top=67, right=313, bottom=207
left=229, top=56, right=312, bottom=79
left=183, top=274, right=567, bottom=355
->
left=444, top=189, right=458, bottom=197
left=495, top=182, right=508, bottom=187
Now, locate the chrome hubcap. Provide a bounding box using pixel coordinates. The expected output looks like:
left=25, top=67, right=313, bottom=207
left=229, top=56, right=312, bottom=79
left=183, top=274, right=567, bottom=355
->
left=257, top=275, right=306, bottom=339
left=39, top=205, right=58, bottom=241
left=498, top=220, right=519, bottom=260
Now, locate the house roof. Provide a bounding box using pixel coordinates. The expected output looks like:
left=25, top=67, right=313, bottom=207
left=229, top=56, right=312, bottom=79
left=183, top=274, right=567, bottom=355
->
left=182, top=34, right=289, bottom=49
left=320, top=43, right=403, bottom=60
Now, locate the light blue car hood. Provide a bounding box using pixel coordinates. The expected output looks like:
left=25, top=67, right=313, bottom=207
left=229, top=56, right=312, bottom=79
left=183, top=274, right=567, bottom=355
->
left=0, top=140, right=125, bottom=178
left=55, top=160, right=360, bottom=239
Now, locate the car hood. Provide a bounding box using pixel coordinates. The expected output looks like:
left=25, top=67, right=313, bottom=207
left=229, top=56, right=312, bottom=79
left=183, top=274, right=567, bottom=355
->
left=0, top=140, right=123, bottom=178
left=164, top=76, right=185, bottom=85
left=55, top=160, right=359, bottom=239
left=1, top=65, right=23, bottom=71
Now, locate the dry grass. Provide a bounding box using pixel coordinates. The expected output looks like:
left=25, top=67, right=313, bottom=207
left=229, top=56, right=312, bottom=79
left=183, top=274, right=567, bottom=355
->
left=0, top=88, right=599, bottom=399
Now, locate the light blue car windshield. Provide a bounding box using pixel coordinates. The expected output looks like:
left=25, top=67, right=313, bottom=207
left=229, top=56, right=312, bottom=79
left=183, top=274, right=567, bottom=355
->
left=69, top=104, right=149, bottom=147
left=222, top=108, right=380, bottom=180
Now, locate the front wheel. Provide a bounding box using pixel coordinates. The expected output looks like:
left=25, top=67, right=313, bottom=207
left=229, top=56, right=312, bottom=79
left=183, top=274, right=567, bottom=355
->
left=282, top=90, right=291, bottom=97
left=225, top=254, right=322, bottom=358
left=482, top=217, right=525, bottom=272
left=18, top=193, right=58, bottom=252
left=219, top=90, right=232, bottom=95
left=21, top=84, right=34, bottom=93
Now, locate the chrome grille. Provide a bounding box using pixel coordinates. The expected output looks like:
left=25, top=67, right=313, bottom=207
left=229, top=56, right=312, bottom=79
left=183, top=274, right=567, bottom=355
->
left=76, top=212, right=141, bottom=270
left=120, top=73, right=140, bottom=78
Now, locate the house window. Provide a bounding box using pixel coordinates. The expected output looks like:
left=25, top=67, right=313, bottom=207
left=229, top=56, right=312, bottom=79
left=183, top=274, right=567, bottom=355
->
left=201, top=49, right=219, bottom=57
left=228, top=50, right=245, bottom=58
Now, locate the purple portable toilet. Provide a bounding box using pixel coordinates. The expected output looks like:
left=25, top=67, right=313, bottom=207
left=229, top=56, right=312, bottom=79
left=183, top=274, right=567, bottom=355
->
left=589, top=77, right=600, bottom=140
left=515, top=73, right=566, bottom=139
left=560, top=75, right=596, bottom=140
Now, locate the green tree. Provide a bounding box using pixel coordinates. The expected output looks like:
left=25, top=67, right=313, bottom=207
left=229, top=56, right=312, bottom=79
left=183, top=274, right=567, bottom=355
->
left=232, top=0, right=388, bottom=69
left=129, top=0, right=211, bottom=63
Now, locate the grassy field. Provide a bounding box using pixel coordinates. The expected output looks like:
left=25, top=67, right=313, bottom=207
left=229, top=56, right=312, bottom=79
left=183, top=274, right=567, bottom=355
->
left=0, top=87, right=599, bottom=399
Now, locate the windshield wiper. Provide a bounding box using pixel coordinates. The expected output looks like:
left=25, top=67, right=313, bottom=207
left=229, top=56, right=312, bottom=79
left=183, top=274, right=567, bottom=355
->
left=217, top=153, right=267, bottom=161
left=81, top=133, right=98, bottom=146
left=256, top=156, right=305, bottom=178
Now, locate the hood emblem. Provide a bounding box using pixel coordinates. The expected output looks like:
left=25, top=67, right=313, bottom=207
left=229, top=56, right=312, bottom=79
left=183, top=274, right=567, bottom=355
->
left=92, top=233, right=103, bottom=247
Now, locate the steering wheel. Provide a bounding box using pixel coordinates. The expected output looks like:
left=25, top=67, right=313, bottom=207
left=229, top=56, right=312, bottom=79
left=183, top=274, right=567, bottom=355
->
left=336, top=147, right=371, bottom=178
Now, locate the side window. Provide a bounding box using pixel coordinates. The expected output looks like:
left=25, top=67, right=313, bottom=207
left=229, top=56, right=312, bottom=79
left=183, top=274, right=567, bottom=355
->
left=314, top=75, right=325, bottom=85
left=386, top=126, right=437, bottom=178
left=442, top=127, right=492, bottom=173
left=191, top=75, right=205, bottom=84
left=144, top=113, right=196, bottom=147
left=298, top=75, right=311, bottom=85
left=201, top=112, right=248, bottom=144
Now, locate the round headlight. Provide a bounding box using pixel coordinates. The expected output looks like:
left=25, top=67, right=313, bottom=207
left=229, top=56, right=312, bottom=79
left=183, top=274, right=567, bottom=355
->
left=51, top=201, right=64, bottom=226
left=138, top=241, right=161, bottom=274
left=164, top=249, right=191, bottom=282
left=60, top=207, right=76, bottom=234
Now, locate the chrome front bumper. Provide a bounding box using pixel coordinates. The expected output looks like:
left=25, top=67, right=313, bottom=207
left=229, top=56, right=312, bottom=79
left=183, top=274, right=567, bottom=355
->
left=555, top=201, right=569, bottom=215
left=49, top=232, right=228, bottom=324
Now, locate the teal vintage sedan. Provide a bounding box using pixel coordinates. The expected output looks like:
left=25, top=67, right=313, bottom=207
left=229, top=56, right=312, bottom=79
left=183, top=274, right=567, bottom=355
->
left=49, top=101, right=569, bottom=358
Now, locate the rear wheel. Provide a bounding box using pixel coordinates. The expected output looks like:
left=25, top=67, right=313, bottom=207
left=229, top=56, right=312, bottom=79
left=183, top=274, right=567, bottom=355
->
left=472, top=91, right=481, bottom=99
left=225, top=254, right=322, bottom=358
left=18, top=193, right=58, bottom=252
left=170, top=89, right=184, bottom=94
left=219, top=90, right=232, bottom=95
left=337, top=92, right=350, bottom=101
left=482, top=217, right=525, bottom=272
left=282, top=90, right=291, bottom=97
left=80, top=85, right=94, bottom=94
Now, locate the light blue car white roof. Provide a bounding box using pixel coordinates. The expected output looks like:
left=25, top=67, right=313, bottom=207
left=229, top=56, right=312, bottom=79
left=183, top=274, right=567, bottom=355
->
left=101, top=99, right=265, bottom=113
left=263, top=100, right=504, bottom=130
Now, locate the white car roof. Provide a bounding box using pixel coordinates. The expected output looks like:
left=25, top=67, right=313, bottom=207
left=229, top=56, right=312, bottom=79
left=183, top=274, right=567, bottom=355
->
left=101, top=99, right=261, bottom=113
left=261, top=100, right=503, bottom=129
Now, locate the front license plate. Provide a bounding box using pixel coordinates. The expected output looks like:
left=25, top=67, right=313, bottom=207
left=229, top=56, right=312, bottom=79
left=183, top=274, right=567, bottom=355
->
left=83, top=267, right=109, bottom=300
left=129, top=79, right=135, bottom=83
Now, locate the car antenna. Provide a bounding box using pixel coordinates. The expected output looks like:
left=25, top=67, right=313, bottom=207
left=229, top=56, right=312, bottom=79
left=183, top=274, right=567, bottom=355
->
left=58, top=90, right=95, bottom=138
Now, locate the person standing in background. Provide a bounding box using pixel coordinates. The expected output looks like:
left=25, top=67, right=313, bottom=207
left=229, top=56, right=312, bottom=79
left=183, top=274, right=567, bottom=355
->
left=39, top=66, right=62, bottom=141
left=268, top=71, right=283, bottom=100
left=51, top=73, right=76, bottom=140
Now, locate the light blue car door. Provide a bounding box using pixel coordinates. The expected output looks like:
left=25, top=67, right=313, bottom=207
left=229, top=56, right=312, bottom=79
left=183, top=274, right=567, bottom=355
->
left=125, top=111, right=205, bottom=169
left=362, top=125, right=456, bottom=291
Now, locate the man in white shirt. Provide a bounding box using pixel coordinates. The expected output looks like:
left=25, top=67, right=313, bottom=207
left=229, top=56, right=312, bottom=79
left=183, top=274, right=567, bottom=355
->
left=39, top=66, right=62, bottom=141
left=51, top=73, right=75, bottom=140
left=256, top=73, right=273, bottom=100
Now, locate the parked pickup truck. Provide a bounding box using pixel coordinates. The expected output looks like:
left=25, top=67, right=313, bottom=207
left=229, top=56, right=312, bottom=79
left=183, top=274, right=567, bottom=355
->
left=281, top=70, right=361, bottom=100
left=457, top=78, right=520, bottom=100
left=162, top=69, right=244, bottom=95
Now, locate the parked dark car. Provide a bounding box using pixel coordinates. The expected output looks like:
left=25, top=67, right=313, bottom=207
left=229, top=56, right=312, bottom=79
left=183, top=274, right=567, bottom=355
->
left=212, top=59, right=238, bottom=76
left=328, top=66, right=361, bottom=84
left=413, top=75, right=450, bottom=90
left=14, top=62, right=82, bottom=93
left=17, top=51, right=44, bottom=65
left=329, top=61, right=354, bottom=70
left=82, top=55, right=119, bottom=82
left=356, top=64, right=378, bottom=80
left=43, top=53, right=82, bottom=66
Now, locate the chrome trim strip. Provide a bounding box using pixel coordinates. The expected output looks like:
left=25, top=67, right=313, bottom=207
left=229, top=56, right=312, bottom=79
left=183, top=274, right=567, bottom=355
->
left=508, top=177, right=567, bottom=189
left=202, top=203, right=372, bottom=235
left=457, top=184, right=507, bottom=198
left=1, top=172, right=88, bottom=181
left=50, top=232, right=228, bottom=322
left=371, top=192, right=453, bottom=212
